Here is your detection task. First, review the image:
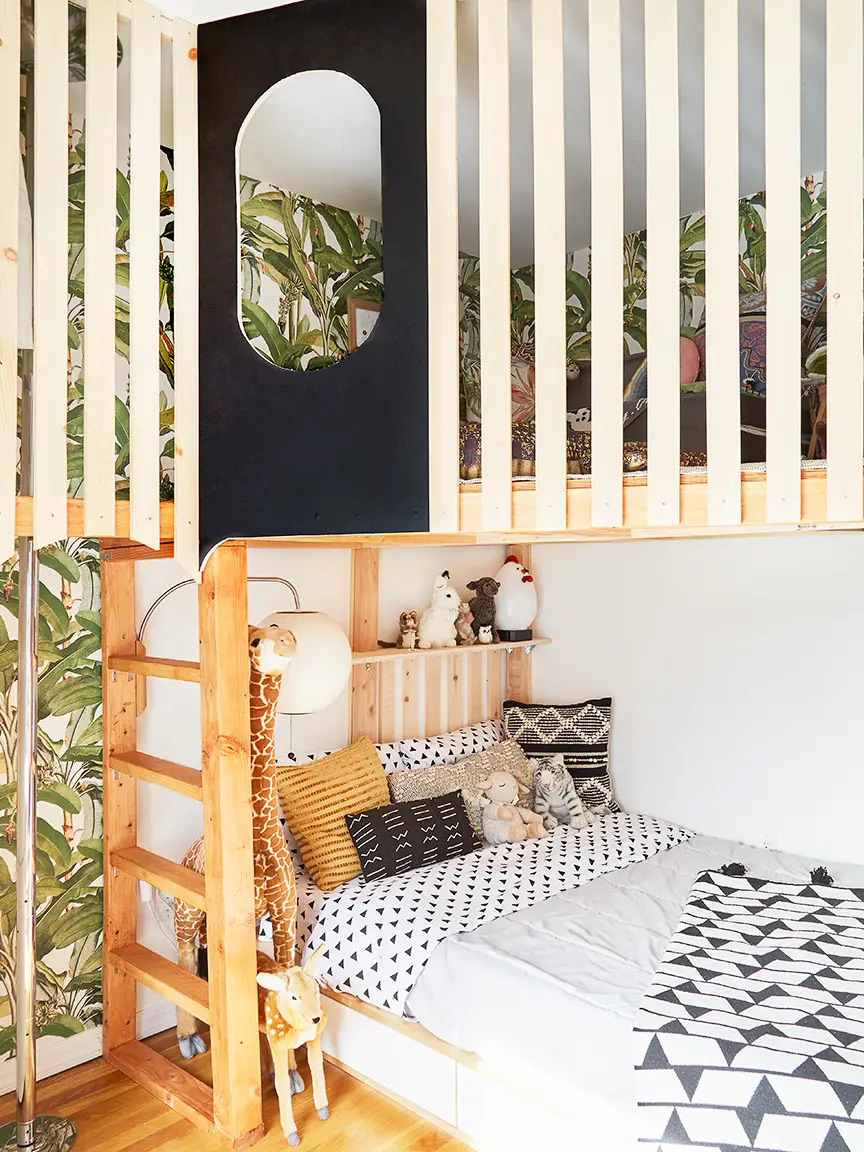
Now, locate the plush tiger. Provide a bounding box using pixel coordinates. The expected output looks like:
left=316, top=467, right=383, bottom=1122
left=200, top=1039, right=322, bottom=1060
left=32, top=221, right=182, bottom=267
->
left=532, top=755, right=596, bottom=832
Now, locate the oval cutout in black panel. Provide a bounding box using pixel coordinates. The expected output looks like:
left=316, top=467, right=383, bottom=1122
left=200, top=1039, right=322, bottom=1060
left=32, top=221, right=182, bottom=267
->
left=237, top=70, right=384, bottom=373
left=198, top=0, right=428, bottom=563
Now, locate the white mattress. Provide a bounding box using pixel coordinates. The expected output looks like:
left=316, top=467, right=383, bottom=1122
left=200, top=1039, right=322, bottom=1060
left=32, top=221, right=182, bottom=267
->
left=406, top=833, right=864, bottom=1143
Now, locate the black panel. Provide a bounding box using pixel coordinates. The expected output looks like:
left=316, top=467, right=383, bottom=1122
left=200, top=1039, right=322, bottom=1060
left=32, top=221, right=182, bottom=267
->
left=197, top=0, right=429, bottom=561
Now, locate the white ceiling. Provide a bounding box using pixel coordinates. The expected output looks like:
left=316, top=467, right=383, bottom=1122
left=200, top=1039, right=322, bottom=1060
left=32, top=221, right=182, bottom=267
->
left=162, top=0, right=830, bottom=266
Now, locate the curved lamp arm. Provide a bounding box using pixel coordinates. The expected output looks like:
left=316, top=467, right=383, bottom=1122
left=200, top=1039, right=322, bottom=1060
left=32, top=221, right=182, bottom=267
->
left=138, top=576, right=301, bottom=645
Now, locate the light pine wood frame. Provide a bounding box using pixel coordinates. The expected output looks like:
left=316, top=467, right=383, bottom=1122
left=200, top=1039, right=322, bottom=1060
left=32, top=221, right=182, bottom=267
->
left=102, top=543, right=264, bottom=1147
left=349, top=545, right=538, bottom=744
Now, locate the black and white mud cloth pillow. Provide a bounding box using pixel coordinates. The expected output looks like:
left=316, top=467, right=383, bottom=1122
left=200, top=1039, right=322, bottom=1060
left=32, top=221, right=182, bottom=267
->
left=502, top=697, right=617, bottom=815
left=345, top=791, right=481, bottom=882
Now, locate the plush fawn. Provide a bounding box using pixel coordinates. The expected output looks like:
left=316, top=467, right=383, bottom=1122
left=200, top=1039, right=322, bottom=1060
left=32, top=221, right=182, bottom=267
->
left=257, top=948, right=329, bottom=1147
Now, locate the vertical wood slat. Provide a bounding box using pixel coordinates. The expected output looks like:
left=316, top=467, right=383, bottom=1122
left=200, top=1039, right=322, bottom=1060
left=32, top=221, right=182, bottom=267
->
left=447, top=653, right=467, bottom=731
left=33, top=0, right=69, bottom=547
left=503, top=545, right=534, bottom=701
left=487, top=648, right=503, bottom=719
left=826, top=0, right=864, bottom=521
left=350, top=549, right=379, bottom=741
left=378, top=661, right=396, bottom=744
left=478, top=0, right=512, bottom=531
left=84, top=0, right=119, bottom=537
left=101, top=556, right=139, bottom=1052
left=427, top=0, right=460, bottom=533
left=424, top=659, right=444, bottom=737
left=765, top=0, right=802, bottom=524
left=468, top=651, right=485, bottom=725
left=532, top=0, right=567, bottom=530
left=401, top=658, right=420, bottom=740
left=198, top=544, right=262, bottom=1143
left=128, top=0, right=161, bottom=549
left=645, top=0, right=680, bottom=526
left=172, top=20, right=200, bottom=572
left=588, top=0, right=624, bottom=527
left=0, top=0, right=20, bottom=562
left=704, top=0, right=741, bottom=525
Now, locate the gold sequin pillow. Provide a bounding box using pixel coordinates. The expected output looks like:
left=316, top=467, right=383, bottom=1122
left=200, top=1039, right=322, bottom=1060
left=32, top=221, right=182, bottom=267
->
left=276, top=737, right=390, bottom=892
left=388, top=739, right=535, bottom=838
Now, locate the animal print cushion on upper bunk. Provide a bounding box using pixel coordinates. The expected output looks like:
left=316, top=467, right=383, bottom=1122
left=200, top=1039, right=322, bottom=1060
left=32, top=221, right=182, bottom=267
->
left=397, top=719, right=502, bottom=771
left=345, top=791, right=481, bottom=883
left=502, top=698, right=618, bottom=816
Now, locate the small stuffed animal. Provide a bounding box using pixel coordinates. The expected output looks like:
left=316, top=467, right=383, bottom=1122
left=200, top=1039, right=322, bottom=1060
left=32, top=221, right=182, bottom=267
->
left=396, top=610, right=419, bottom=650
left=478, top=770, right=548, bottom=844
left=455, top=601, right=476, bottom=646
left=533, top=755, right=596, bottom=832
left=417, top=572, right=460, bottom=649
left=466, top=576, right=500, bottom=640
left=477, top=625, right=493, bottom=644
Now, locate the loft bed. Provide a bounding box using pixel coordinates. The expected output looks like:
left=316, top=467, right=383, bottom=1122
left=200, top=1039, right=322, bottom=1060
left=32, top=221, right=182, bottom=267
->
left=5, top=0, right=864, bottom=1148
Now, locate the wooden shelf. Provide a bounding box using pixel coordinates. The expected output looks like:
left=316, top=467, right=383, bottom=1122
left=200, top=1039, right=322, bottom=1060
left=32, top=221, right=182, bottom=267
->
left=352, top=637, right=550, bottom=665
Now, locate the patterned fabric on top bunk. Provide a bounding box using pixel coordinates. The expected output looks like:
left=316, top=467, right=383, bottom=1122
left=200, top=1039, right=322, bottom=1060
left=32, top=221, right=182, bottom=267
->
left=635, top=867, right=864, bottom=1152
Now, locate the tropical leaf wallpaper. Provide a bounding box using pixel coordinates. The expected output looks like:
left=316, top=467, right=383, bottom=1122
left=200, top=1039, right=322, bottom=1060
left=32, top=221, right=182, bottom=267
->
left=459, top=173, right=828, bottom=422
left=239, top=178, right=383, bottom=371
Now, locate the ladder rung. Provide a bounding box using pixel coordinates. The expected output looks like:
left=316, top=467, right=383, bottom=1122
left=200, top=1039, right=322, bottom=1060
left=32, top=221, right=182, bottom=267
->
left=111, top=750, right=203, bottom=802
left=108, top=654, right=201, bottom=683
left=106, top=1038, right=215, bottom=1134
left=110, top=943, right=210, bottom=1023
left=111, top=846, right=206, bottom=910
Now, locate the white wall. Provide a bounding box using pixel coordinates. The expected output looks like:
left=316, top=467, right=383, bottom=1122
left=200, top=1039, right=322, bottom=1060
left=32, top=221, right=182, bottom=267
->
left=532, top=533, right=864, bottom=867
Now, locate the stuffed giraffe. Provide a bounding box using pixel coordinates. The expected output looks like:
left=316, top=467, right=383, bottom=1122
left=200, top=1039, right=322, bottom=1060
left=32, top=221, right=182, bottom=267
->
left=257, top=948, right=329, bottom=1147
left=174, top=623, right=299, bottom=1060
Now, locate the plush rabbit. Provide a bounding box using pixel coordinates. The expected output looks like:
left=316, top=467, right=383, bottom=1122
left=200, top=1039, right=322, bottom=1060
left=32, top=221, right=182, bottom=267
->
left=417, top=572, right=460, bottom=649
left=533, top=755, right=596, bottom=831
left=478, top=770, right=547, bottom=845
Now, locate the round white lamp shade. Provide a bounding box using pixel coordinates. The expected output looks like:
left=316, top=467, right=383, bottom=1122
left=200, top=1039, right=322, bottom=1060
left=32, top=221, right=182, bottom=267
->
left=260, top=610, right=352, bottom=714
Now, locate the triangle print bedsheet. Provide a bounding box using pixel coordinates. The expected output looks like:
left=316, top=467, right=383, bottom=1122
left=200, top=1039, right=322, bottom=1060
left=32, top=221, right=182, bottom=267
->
left=634, top=869, right=864, bottom=1152
left=297, top=812, right=691, bottom=1015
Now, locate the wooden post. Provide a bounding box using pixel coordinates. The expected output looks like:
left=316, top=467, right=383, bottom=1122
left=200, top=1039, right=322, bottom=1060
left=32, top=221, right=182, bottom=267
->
left=198, top=543, right=263, bottom=1145
left=504, top=545, right=533, bottom=703
left=101, top=554, right=139, bottom=1053
left=350, top=549, right=379, bottom=741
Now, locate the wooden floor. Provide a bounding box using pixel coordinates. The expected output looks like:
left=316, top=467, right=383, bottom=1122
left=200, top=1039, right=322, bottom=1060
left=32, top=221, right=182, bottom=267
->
left=0, top=1031, right=469, bottom=1151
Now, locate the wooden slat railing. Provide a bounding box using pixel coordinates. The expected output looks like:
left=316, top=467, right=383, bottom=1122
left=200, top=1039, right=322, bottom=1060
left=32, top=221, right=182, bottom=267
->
left=0, top=0, right=20, bottom=563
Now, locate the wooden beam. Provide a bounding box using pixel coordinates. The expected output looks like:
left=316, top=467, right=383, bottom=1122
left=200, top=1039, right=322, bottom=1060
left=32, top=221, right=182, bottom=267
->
left=15, top=497, right=175, bottom=542
left=350, top=548, right=379, bottom=741
left=83, top=0, right=119, bottom=537
left=105, top=1039, right=216, bottom=1135
left=198, top=542, right=262, bottom=1143
left=33, top=0, right=69, bottom=547
left=426, top=0, right=460, bottom=533
left=0, top=0, right=20, bottom=563
left=101, top=554, right=138, bottom=1053
left=111, top=749, right=203, bottom=802
left=172, top=19, right=200, bottom=574
left=503, top=545, right=533, bottom=702
left=704, top=0, right=741, bottom=524
left=107, top=653, right=201, bottom=683
left=110, top=942, right=210, bottom=1023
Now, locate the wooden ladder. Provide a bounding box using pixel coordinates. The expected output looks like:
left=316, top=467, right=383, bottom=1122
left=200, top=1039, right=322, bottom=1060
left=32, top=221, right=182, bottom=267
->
left=101, top=542, right=264, bottom=1148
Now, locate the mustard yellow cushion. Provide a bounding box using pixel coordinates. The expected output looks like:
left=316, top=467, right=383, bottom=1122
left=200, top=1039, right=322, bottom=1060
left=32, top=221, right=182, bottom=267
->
left=276, top=737, right=390, bottom=891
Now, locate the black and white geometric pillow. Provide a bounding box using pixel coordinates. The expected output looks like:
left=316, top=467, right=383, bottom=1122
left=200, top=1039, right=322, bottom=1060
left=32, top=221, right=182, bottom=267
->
left=503, top=698, right=618, bottom=815
left=345, top=791, right=481, bottom=883
left=397, top=719, right=502, bottom=772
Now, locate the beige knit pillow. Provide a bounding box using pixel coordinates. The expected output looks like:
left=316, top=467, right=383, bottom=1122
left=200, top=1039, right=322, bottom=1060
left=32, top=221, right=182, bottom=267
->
left=275, top=737, right=390, bottom=892
left=388, top=739, right=535, bottom=838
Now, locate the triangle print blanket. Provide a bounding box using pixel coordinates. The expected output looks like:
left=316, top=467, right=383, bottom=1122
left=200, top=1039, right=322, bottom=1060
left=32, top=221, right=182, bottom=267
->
left=298, top=812, right=691, bottom=1015
left=634, top=869, right=864, bottom=1152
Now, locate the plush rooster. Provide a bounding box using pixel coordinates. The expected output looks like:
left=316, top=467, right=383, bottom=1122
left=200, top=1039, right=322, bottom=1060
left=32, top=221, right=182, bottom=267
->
left=494, top=556, right=538, bottom=641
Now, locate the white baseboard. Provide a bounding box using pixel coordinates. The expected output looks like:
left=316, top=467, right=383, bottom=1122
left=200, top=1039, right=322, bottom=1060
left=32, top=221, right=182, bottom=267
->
left=0, top=1001, right=178, bottom=1096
